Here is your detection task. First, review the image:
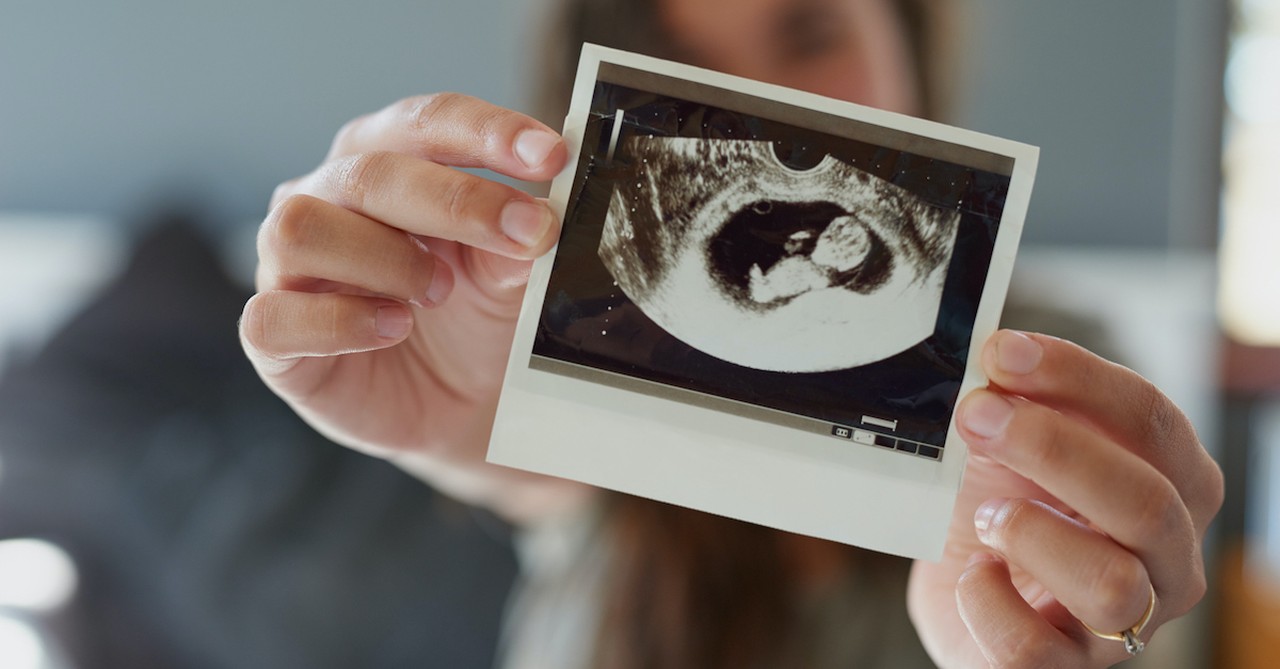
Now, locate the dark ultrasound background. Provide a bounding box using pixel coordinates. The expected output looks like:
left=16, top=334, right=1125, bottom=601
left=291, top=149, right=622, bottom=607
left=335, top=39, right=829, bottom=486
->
left=533, top=81, right=1012, bottom=448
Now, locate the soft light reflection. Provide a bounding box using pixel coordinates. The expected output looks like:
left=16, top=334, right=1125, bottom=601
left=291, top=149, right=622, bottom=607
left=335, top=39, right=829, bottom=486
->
left=1219, top=127, right=1280, bottom=344
left=0, top=615, right=46, bottom=669
left=1219, top=0, right=1280, bottom=345
left=0, top=539, right=78, bottom=612
left=1225, top=37, right=1280, bottom=123
left=1242, top=0, right=1280, bottom=18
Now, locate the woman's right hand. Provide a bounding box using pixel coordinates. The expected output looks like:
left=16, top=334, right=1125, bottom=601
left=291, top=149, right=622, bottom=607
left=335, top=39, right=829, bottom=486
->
left=239, top=93, right=589, bottom=520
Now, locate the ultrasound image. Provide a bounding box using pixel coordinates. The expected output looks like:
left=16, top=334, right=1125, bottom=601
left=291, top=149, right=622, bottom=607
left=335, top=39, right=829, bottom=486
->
left=599, top=137, right=960, bottom=372
left=531, top=78, right=1012, bottom=448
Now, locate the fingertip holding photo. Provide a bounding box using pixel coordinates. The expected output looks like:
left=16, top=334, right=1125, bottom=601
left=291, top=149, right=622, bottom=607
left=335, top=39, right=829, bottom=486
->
left=514, top=128, right=563, bottom=171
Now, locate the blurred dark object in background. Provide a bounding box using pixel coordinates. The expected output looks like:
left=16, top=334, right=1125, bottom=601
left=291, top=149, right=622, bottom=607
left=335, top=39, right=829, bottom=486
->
left=0, top=216, right=517, bottom=668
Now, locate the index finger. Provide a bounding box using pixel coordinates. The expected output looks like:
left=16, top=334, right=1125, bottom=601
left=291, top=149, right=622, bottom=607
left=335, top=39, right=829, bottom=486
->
left=326, top=92, right=568, bottom=181
left=980, top=330, right=1221, bottom=525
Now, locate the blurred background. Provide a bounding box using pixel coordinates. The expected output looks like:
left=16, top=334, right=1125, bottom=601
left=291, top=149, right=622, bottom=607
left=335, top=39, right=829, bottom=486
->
left=0, top=0, right=1277, bottom=667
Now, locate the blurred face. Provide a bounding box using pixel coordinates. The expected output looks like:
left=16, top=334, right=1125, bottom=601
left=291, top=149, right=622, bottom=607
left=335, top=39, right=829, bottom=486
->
left=658, top=0, right=919, bottom=115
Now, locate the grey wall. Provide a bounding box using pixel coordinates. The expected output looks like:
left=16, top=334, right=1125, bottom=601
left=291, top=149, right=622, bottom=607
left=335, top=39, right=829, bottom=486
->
left=0, top=0, right=545, bottom=228
left=955, top=0, right=1226, bottom=248
left=0, top=0, right=1225, bottom=247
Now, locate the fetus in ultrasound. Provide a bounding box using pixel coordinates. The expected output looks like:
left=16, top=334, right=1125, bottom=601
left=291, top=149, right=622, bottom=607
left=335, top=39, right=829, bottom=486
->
left=599, top=137, right=960, bottom=372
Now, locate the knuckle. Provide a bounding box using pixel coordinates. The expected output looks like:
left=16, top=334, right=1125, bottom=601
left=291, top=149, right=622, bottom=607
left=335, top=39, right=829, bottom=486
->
left=1042, top=335, right=1097, bottom=393
left=269, top=179, right=297, bottom=210
left=985, top=498, right=1034, bottom=546
left=1181, top=454, right=1227, bottom=539
left=1180, top=562, right=1208, bottom=612
left=472, top=106, right=512, bottom=151
left=956, top=559, right=1074, bottom=669
left=1026, top=410, right=1070, bottom=471
left=330, top=151, right=393, bottom=210
left=990, top=644, right=1054, bottom=669
left=261, top=194, right=321, bottom=256
left=985, top=627, right=1065, bottom=669
left=1137, top=378, right=1183, bottom=444
left=1159, top=554, right=1207, bottom=619
left=1133, top=478, right=1185, bottom=544
left=405, top=92, right=511, bottom=159
left=1086, top=552, right=1148, bottom=625
left=1201, top=454, right=1226, bottom=518
left=1190, top=565, right=1208, bottom=604
left=954, top=563, right=987, bottom=602
left=1069, top=343, right=1098, bottom=389
left=404, top=92, right=470, bottom=132
left=329, top=114, right=367, bottom=154
left=443, top=172, right=482, bottom=226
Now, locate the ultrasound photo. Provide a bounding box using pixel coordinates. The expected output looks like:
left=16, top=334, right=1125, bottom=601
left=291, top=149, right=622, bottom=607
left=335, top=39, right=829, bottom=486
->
left=529, top=66, right=1017, bottom=454
left=599, top=137, right=960, bottom=373
left=491, top=46, right=1037, bottom=558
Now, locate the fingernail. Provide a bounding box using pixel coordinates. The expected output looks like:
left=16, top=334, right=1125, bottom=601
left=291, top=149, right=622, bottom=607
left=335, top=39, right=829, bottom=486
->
left=376, top=305, right=412, bottom=339
left=514, top=129, right=560, bottom=170
left=962, top=392, right=1014, bottom=440
left=995, top=331, right=1042, bottom=375
left=423, top=259, right=454, bottom=306
left=974, top=498, right=1007, bottom=535
left=501, top=199, right=553, bottom=248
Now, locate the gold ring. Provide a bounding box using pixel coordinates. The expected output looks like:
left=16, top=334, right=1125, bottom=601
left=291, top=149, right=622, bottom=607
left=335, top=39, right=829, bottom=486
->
left=1081, top=583, right=1157, bottom=656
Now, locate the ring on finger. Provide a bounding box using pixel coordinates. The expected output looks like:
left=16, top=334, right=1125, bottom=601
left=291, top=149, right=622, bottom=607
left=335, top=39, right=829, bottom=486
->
left=1081, top=582, right=1156, bottom=656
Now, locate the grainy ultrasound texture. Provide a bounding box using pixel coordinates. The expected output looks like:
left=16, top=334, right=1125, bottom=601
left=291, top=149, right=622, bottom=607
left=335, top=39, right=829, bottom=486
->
left=599, top=137, right=960, bottom=372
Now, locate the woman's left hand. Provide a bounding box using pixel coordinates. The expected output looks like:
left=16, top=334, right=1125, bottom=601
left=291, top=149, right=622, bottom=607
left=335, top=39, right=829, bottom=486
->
left=908, top=330, right=1223, bottom=668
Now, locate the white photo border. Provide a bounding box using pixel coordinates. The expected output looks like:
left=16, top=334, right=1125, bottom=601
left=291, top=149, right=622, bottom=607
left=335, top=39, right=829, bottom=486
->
left=488, top=44, right=1038, bottom=561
